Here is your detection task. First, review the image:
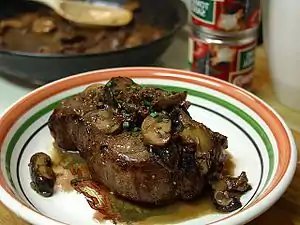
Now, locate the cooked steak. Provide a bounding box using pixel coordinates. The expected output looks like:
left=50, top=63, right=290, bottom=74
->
left=48, top=77, right=232, bottom=205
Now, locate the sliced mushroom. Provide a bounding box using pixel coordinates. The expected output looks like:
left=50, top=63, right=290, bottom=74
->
left=83, top=83, right=104, bottom=99
left=152, top=92, right=187, bottom=111
left=81, top=84, right=106, bottom=108
left=20, top=13, right=39, bottom=27
left=141, top=113, right=171, bottom=147
left=84, top=83, right=104, bottom=93
left=212, top=172, right=252, bottom=193
left=0, top=19, right=24, bottom=29
left=29, top=152, right=56, bottom=197
left=84, top=108, right=122, bottom=135
left=179, top=110, right=213, bottom=153
left=32, top=17, right=56, bottom=33
left=103, top=77, right=137, bottom=109
left=210, top=172, right=252, bottom=212
left=0, top=19, right=24, bottom=35
left=124, top=33, right=143, bottom=48
left=212, top=190, right=242, bottom=212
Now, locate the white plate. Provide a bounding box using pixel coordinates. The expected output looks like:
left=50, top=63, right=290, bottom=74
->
left=0, top=67, right=297, bottom=225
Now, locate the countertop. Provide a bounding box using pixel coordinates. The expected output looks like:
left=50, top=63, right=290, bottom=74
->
left=0, top=34, right=300, bottom=224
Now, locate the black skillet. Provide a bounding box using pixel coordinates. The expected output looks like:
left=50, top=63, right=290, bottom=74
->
left=0, top=0, right=188, bottom=85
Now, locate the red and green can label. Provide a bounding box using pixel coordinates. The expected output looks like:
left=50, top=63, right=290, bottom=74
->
left=188, top=36, right=256, bottom=88
left=191, top=0, right=260, bottom=32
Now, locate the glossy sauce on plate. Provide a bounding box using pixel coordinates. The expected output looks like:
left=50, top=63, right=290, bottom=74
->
left=51, top=146, right=235, bottom=224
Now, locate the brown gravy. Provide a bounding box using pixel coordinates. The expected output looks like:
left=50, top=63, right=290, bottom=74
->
left=51, top=145, right=91, bottom=192
left=0, top=7, right=165, bottom=54
left=51, top=146, right=235, bottom=224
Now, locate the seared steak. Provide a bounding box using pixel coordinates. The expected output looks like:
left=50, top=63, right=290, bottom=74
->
left=48, top=77, right=233, bottom=205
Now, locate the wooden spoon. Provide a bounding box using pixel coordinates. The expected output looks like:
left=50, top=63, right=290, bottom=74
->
left=29, top=0, right=133, bottom=27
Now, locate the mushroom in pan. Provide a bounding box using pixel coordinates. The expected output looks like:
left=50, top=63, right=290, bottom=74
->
left=31, top=17, right=57, bottom=33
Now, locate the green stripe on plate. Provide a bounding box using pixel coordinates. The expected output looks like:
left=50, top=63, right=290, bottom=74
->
left=5, top=85, right=274, bottom=193
left=5, top=101, right=62, bottom=189
left=147, top=85, right=274, bottom=190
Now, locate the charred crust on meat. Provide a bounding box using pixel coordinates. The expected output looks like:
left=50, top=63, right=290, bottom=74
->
left=47, top=77, right=251, bottom=212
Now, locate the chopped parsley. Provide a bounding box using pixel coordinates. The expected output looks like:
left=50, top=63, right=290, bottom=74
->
left=150, top=112, right=158, bottom=118
left=106, top=80, right=116, bottom=88
left=123, top=121, right=130, bottom=129
left=133, top=127, right=140, bottom=132
left=144, top=100, right=152, bottom=107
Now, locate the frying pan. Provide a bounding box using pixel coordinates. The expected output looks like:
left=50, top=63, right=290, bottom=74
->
left=0, top=0, right=188, bottom=84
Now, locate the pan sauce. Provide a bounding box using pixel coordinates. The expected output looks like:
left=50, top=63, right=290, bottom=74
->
left=51, top=145, right=235, bottom=224
left=0, top=7, right=165, bottom=54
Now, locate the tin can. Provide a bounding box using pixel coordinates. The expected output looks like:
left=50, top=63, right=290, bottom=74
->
left=191, top=0, right=261, bottom=36
left=188, top=31, right=257, bottom=88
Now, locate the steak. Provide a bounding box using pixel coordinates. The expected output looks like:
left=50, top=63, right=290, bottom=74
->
left=48, top=77, right=229, bottom=205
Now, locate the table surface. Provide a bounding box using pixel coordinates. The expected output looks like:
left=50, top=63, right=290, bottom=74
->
left=1, top=47, right=300, bottom=225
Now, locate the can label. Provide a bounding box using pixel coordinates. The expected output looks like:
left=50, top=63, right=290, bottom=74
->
left=191, top=0, right=260, bottom=32
left=188, top=36, right=256, bottom=88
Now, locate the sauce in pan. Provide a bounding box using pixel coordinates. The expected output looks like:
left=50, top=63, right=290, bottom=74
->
left=0, top=6, right=165, bottom=54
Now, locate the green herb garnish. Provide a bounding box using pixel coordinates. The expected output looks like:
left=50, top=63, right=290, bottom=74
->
left=106, top=80, right=116, bottom=88
left=133, top=127, right=140, bottom=132
left=150, top=112, right=158, bottom=118
left=144, top=100, right=152, bottom=107
left=123, top=122, right=130, bottom=128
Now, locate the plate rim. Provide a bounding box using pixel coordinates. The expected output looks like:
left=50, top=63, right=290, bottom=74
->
left=0, top=67, right=297, bottom=225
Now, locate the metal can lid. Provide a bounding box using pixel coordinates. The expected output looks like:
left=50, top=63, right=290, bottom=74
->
left=191, top=28, right=257, bottom=46
left=192, top=24, right=259, bottom=38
